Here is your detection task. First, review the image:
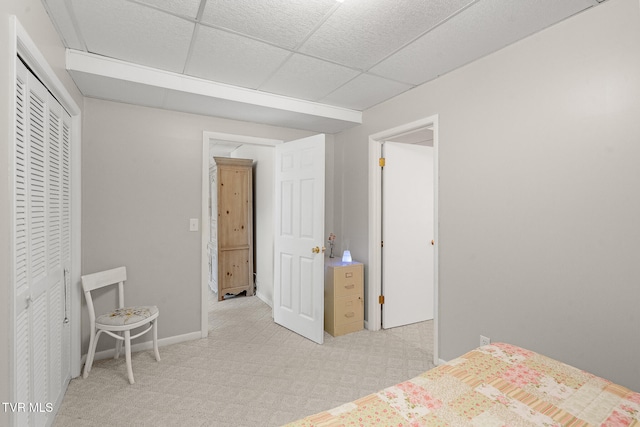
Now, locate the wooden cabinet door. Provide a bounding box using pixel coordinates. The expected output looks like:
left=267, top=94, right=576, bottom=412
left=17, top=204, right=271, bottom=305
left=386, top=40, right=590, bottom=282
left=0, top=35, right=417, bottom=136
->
left=214, top=157, right=254, bottom=300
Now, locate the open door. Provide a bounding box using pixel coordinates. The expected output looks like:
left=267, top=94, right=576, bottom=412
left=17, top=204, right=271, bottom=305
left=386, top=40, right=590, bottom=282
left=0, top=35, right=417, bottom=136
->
left=382, top=141, right=434, bottom=329
left=274, top=134, right=325, bottom=344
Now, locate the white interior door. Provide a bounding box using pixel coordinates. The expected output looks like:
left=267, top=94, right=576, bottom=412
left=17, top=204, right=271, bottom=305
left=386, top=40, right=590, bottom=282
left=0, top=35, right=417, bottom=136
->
left=382, top=141, right=434, bottom=329
left=274, top=134, right=325, bottom=344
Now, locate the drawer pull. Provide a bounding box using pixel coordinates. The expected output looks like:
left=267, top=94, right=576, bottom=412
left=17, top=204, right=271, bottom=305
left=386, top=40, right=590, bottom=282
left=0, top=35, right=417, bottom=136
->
left=345, top=272, right=353, bottom=278
left=345, top=312, right=355, bottom=318
left=344, top=284, right=355, bottom=289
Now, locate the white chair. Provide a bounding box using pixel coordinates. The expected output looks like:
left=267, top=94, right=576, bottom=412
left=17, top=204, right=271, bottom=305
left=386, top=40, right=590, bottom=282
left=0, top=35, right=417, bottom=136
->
left=81, top=266, right=160, bottom=384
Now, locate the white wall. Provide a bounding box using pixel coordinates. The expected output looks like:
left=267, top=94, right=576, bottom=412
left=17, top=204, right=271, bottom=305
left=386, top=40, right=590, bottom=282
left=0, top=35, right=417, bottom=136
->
left=334, top=0, right=640, bottom=390
left=82, top=98, right=313, bottom=353
left=1, top=2, right=84, bottom=423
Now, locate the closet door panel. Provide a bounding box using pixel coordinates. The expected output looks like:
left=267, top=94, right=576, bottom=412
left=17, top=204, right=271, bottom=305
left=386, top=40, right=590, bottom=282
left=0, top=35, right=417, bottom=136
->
left=28, top=77, right=48, bottom=299
left=32, top=292, right=48, bottom=427
left=15, top=310, right=31, bottom=427
left=15, top=64, right=28, bottom=302
left=13, top=58, right=72, bottom=426
left=49, top=281, right=63, bottom=405
left=14, top=58, right=32, bottom=427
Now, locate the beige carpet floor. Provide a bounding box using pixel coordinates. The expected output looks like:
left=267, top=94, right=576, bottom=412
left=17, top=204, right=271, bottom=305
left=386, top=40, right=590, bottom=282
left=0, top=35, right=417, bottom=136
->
left=54, top=293, right=434, bottom=426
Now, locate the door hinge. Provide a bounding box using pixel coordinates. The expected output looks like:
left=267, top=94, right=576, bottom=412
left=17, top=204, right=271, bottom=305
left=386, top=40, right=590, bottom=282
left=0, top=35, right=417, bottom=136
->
left=379, top=295, right=385, bottom=304
left=381, top=240, right=384, bottom=247
left=379, top=157, right=385, bottom=167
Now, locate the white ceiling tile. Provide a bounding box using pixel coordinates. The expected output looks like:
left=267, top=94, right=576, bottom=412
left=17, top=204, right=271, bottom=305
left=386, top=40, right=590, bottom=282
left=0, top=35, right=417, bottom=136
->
left=300, top=0, right=473, bottom=70
left=320, top=73, right=412, bottom=110
left=186, top=26, right=291, bottom=89
left=370, top=0, right=596, bottom=85
left=260, top=54, right=360, bottom=101
left=51, top=0, right=607, bottom=129
left=201, top=0, right=337, bottom=49
left=71, top=0, right=194, bottom=73
left=41, top=0, right=85, bottom=50
left=132, top=0, right=203, bottom=19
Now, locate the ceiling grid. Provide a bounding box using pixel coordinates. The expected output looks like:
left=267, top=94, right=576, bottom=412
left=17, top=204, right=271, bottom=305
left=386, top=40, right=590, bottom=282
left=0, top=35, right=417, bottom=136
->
left=42, top=0, right=602, bottom=132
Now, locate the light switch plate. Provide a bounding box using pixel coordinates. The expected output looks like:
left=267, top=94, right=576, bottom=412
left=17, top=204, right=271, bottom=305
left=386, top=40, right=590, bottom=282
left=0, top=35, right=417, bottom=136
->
left=189, top=218, right=198, bottom=232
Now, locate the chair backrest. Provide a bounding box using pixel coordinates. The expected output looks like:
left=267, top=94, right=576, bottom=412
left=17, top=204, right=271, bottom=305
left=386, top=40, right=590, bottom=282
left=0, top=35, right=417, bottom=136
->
left=81, top=266, right=127, bottom=323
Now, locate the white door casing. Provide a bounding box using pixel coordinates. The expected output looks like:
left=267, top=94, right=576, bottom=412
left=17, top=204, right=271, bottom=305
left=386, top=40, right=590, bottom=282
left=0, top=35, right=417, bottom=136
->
left=274, top=134, right=325, bottom=344
left=382, top=142, right=434, bottom=329
left=200, top=132, right=283, bottom=337
left=368, top=115, right=439, bottom=366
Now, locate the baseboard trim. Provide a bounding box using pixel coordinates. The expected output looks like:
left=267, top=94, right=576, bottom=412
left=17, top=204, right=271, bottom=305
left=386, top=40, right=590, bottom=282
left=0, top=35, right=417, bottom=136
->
left=46, top=375, right=71, bottom=427
left=438, top=358, right=447, bottom=366
left=255, top=291, right=273, bottom=308
left=81, top=331, right=202, bottom=364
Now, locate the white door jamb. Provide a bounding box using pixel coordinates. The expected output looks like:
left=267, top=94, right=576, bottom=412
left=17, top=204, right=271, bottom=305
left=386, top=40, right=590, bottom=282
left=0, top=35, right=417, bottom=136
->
left=200, top=131, right=282, bottom=338
left=367, top=115, right=439, bottom=366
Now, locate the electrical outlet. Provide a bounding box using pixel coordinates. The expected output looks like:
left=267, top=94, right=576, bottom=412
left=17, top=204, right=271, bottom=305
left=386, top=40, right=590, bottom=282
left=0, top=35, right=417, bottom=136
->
left=480, top=335, right=491, bottom=347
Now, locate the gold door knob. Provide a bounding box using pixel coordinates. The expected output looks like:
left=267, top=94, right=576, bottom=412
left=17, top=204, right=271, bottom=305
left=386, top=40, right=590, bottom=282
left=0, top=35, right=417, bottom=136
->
left=312, top=246, right=320, bottom=253
left=431, top=240, right=434, bottom=246
left=321, top=246, right=326, bottom=253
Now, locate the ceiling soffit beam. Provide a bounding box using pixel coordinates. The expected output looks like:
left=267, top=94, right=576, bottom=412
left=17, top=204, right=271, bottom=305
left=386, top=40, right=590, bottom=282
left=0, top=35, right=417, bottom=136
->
left=65, top=49, right=362, bottom=125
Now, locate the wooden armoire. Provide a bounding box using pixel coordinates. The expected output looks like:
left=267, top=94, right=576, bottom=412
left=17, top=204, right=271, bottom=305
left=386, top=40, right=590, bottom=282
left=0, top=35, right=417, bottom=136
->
left=211, top=157, right=254, bottom=301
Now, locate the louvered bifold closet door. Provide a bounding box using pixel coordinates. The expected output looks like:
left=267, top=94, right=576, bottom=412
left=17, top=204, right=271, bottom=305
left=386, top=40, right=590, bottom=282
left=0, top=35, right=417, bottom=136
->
left=15, top=56, right=32, bottom=427
left=60, top=95, right=72, bottom=395
left=14, top=58, right=71, bottom=427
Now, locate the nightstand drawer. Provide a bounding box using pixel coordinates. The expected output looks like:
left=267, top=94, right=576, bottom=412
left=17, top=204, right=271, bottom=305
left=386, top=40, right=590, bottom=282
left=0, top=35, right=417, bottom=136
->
left=334, top=267, right=363, bottom=298
left=334, top=295, right=363, bottom=327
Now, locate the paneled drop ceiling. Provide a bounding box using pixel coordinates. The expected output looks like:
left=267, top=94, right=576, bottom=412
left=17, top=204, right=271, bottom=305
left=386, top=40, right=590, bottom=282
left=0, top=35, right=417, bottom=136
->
left=43, top=0, right=603, bottom=132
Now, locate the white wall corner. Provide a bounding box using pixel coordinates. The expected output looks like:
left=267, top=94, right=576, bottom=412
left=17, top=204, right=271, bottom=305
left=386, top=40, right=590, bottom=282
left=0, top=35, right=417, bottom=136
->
left=255, top=289, right=273, bottom=309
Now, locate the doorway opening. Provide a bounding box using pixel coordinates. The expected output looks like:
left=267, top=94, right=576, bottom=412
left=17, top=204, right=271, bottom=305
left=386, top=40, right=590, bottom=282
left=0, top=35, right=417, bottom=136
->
left=200, top=132, right=282, bottom=338
left=368, top=115, right=439, bottom=366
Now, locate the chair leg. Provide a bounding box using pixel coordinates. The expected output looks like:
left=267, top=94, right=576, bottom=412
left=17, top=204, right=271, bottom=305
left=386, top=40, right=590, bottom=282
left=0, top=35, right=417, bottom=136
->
left=83, top=328, right=97, bottom=379
left=153, top=320, right=161, bottom=362
left=114, top=332, right=123, bottom=359
left=124, top=330, right=134, bottom=384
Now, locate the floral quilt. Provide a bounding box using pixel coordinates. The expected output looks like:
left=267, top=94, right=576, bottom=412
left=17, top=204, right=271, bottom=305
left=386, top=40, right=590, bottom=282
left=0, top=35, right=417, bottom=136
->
left=286, top=343, right=640, bottom=426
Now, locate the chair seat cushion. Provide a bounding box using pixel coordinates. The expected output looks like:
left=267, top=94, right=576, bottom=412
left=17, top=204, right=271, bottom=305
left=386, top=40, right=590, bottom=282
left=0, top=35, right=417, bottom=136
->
left=97, top=305, right=158, bottom=326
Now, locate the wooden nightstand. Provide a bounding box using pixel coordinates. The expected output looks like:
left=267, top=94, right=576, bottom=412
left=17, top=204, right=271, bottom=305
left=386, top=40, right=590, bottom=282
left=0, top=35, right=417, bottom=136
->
left=324, top=259, right=364, bottom=337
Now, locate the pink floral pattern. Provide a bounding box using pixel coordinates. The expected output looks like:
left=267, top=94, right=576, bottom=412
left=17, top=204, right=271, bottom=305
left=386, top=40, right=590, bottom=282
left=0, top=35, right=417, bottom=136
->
left=502, top=363, right=542, bottom=387
left=493, top=342, right=534, bottom=358
left=396, top=381, right=442, bottom=411
left=627, top=393, right=640, bottom=405
left=378, top=382, right=442, bottom=421
left=602, top=410, right=632, bottom=427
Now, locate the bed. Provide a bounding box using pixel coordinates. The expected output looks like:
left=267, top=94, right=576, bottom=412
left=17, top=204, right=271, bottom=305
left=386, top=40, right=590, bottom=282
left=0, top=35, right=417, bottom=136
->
left=286, top=343, right=640, bottom=426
